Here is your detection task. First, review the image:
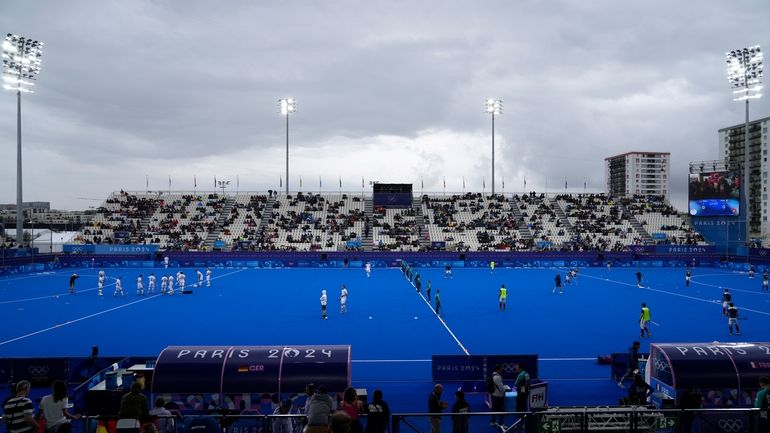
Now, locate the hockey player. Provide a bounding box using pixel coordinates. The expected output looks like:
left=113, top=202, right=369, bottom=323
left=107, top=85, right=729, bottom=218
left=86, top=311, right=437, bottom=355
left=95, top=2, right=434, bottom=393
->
left=722, top=288, right=732, bottom=316
left=114, top=277, right=124, bottom=297
left=320, top=289, right=328, bottom=319
left=340, top=285, right=348, bottom=314
left=69, top=273, right=80, bottom=294
left=97, top=273, right=105, bottom=297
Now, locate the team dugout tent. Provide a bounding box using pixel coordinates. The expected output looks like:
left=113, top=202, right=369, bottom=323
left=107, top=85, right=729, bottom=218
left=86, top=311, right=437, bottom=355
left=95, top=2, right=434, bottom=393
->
left=151, top=345, right=351, bottom=410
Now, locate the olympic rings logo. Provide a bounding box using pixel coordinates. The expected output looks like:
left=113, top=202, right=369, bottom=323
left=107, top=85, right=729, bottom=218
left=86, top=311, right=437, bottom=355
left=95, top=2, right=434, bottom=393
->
left=283, top=348, right=300, bottom=358
left=500, top=363, right=517, bottom=374
left=652, top=357, right=670, bottom=372
left=28, top=365, right=50, bottom=376
left=718, top=418, right=744, bottom=432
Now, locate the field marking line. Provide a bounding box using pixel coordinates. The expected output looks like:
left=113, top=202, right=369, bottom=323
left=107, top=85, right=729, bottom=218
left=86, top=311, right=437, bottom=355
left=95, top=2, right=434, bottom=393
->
left=352, top=357, right=595, bottom=363
left=0, top=268, right=247, bottom=347
left=0, top=267, right=247, bottom=305
left=691, top=279, right=770, bottom=297
left=0, top=277, right=118, bottom=305
left=578, top=272, right=770, bottom=318
left=0, top=295, right=162, bottom=347
left=0, top=270, right=75, bottom=283
left=402, top=272, right=470, bottom=356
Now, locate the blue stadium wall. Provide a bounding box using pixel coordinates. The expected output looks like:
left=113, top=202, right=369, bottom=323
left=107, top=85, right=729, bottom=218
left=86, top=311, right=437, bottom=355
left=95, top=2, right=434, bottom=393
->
left=6, top=245, right=770, bottom=276
left=690, top=216, right=745, bottom=254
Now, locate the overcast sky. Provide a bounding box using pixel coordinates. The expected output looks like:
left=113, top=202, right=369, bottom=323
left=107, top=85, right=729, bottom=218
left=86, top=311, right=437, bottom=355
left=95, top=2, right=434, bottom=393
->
left=1, top=0, right=769, bottom=211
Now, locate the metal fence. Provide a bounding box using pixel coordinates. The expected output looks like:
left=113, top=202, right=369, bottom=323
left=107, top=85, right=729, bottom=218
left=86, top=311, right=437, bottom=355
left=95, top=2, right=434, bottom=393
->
left=5, top=407, right=764, bottom=433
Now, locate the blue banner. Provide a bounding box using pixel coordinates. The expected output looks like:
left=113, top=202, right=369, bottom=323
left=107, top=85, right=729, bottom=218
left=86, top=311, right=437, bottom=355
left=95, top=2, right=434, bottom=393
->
left=432, top=354, right=538, bottom=382
left=654, top=245, right=716, bottom=254
left=12, top=358, right=68, bottom=387
left=690, top=216, right=744, bottom=252
left=63, top=244, right=159, bottom=254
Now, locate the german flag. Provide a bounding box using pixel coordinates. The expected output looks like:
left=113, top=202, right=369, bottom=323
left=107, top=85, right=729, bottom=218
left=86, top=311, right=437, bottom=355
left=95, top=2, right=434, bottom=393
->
left=237, top=366, right=249, bottom=373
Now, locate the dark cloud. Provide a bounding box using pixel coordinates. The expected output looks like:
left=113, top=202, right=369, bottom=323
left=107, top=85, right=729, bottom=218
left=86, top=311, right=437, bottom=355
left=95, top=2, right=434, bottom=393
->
left=0, top=0, right=768, bottom=209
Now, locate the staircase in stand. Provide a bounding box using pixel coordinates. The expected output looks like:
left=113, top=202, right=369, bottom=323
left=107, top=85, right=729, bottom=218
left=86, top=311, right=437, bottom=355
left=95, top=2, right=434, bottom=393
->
left=509, top=198, right=534, bottom=241
left=362, top=197, right=373, bottom=251
left=205, top=196, right=236, bottom=250
left=252, top=195, right=276, bottom=250
left=413, top=200, right=431, bottom=250
left=620, top=203, right=653, bottom=244
left=547, top=197, right=577, bottom=238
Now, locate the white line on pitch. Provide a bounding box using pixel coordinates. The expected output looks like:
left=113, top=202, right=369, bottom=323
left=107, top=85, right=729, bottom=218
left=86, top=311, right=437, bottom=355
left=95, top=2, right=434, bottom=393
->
left=353, top=359, right=432, bottom=363
left=0, top=268, right=245, bottom=305
left=0, top=295, right=162, bottom=347
left=0, top=268, right=247, bottom=346
left=351, top=357, right=595, bottom=363
left=691, top=280, right=770, bottom=296
left=579, top=272, right=770, bottom=317
left=404, top=275, right=470, bottom=356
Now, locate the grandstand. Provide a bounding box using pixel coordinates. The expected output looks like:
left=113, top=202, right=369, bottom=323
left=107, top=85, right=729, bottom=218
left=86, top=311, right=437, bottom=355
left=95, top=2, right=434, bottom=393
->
left=71, top=191, right=710, bottom=251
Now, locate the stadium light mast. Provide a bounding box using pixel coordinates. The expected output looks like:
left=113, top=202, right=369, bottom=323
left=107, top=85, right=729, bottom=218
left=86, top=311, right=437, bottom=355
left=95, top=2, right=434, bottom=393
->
left=485, top=99, right=502, bottom=196
left=726, top=45, right=763, bottom=245
left=279, top=98, right=296, bottom=195
left=2, top=33, right=43, bottom=248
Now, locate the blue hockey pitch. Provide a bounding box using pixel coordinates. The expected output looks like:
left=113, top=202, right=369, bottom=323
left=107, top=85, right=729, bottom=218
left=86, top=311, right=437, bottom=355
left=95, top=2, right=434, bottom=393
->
left=1, top=265, right=769, bottom=409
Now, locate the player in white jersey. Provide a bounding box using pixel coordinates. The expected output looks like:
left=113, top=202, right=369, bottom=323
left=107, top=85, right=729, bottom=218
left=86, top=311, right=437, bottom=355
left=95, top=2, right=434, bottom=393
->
left=98, top=269, right=105, bottom=280
left=97, top=274, right=105, bottom=297
left=164, top=256, right=169, bottom=269
left=160, top=275, right=168, bottom=294
left=340, top=285, right=348, bottom=314
left=167, top=274, right=175, bottom=295
left=148, top=273, right=156, bottom=294
left=206, top=268, right=212, bottom=286
left=114, top=277, right=124, bottom=297
left=196, top=270, right=204, bottom=287
left=320, top=289, right=328, bottom=319
left=137, top=274, right=144, bottom=295
left=178, top=272, right=186, bottom=291
left=365, top=262, right=371, bottom=278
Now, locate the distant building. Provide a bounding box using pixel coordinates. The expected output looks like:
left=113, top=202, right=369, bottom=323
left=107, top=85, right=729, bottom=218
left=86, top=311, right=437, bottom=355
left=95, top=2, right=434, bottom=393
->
left=0, top=201, right=93, bottom=231
left=0, top=201, right=50, bottom=213
left=718, top=115, right=770, bottom=240
left=605, top=152, right=670, bottom=198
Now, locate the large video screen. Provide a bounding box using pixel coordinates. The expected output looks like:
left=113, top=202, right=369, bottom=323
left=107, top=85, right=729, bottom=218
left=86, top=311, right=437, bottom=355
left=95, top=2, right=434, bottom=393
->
left=688, top=171, right=740, bottom=217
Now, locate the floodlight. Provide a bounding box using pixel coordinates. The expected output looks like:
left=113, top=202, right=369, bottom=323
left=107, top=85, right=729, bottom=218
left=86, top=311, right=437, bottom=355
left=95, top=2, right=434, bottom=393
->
left=2, top=34, right=42, bottom=93
left=726, top=45, right=763, bottom=101
left=278, top=98, right=297, bottom=194
left=485, top=99, right=503, bottom=195
left=279, top=98, right=296, bottom=115
left=2, top=33, right=43, bottom=247
left=726, top=44, right=762, bottom=247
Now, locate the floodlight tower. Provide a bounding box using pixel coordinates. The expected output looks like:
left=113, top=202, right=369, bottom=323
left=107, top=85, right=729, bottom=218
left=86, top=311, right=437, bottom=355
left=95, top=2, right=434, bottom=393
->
left=279, top=98, right=296, bottom=194
left=726, top=45, right=763, bottom=244
left=2, top=34, right=43, bottom=247
left=485, top=99, right=503, bottom=196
